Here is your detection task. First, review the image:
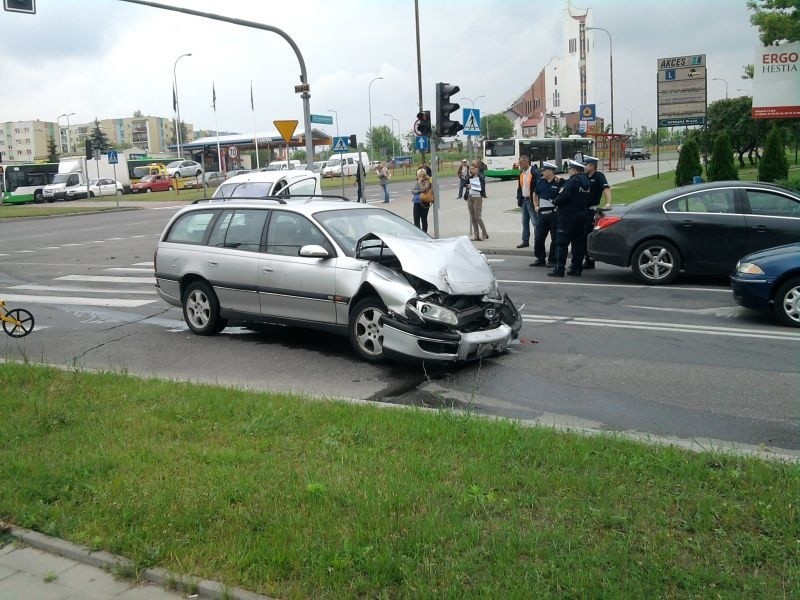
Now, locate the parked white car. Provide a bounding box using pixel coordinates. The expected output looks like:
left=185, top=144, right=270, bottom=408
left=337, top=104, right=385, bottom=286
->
left=65, top=178, right=125, bottom=199
left=166, top=160, right=203, bottom=178
left=212, top=169, right=320, bottom=199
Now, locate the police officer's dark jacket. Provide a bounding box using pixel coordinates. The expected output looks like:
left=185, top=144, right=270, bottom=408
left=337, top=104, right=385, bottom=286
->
left=554, top=173, right=591, bottom=216
left=587, top=170, right=610, bottom=207
left=534, top=177, right=562, bottom=205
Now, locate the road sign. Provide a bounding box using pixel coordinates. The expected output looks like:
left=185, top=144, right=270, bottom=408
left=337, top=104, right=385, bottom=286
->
left=657, top=53, right=707, bottom=128
left=462, top=108, right=481, bottom=135
left=415, top=136, right=429, bottom=151
left=4, top=1, right=36, bottom=15
left=273, top=120, right=299, bottom=143
left=107, top=150, right=118, bottom=165
left=227, top=146, right=239, bottom=159
left=294, top=83, right=310, bottom=94
left=310, top=114, right=334, bottom=125
left=580, top=104, right=596, bottom=121
left=332, top=137, right=349, bottom=153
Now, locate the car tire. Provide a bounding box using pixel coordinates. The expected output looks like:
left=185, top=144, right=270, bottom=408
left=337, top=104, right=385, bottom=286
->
left=89, top=192, right=95, bottom=198
left=774, top=278, right=800, bottom=328
left=34, top=190, right=44, bottom=203
left=116, top=189, right=123, bottom=196
left=349, top=297, right=388, bottom=363
left=168, top=185, right=174, bottom=191
left=145, top=188, right=152, bottom=193
left=631, top=239, right=681, bottom=285
left=195, top=170, right=202, bottom=177
left=182, top=281, right=227, bottom=335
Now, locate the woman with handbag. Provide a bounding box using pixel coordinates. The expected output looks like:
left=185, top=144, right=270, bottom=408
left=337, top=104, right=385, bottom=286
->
left=411, top=167, right=433, bottom=233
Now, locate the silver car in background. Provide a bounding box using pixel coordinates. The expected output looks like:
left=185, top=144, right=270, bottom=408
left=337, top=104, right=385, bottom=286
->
left=154, top=198, right=521, bottom=363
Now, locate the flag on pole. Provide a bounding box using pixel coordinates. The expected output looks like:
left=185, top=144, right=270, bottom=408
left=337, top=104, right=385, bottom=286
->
left=172, top=83, right=177, bottom=112
left=212, top=82, right=216, bottom=110
left=250, top=81, right=254, bottom=111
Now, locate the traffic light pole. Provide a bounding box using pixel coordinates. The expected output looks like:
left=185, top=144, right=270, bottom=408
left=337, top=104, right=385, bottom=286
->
left=431, top=137, right=439, bottom=239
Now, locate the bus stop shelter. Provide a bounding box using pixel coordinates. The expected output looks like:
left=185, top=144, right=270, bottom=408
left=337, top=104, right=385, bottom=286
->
left=587, top=133, right=628, bottom=171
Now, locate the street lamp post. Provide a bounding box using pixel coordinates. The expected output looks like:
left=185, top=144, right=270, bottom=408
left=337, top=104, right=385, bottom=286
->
left=173, top=52, right=192, bottom=158
left=57, top=112, right=76, bottom=154
left=328, top=109, right=345, bottom=197
left=712, top=77, right=729, bottom=99
left=384, top=113, right=396, bottom=159
left=586, top=27, right=614, bottom=135
left=367, top=76, right=383, bottom=163
left=462, top=94, right=485, bottom=161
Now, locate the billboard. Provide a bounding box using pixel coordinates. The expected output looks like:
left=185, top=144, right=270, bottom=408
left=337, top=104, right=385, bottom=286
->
left=752, top=42, right=800, bottom=119
left=657, top=54, right=707, bottom=127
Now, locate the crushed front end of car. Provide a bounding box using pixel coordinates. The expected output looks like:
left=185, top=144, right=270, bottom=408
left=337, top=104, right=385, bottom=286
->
left=355, top=233, right=522, bottom=362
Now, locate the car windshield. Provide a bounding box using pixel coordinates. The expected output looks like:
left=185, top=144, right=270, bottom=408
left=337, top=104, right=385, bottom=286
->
left=315, top=208, right=429, bottom=257
left=166, top=161, right=182, bottom=168
left=141, top=175, right=155, bottom=182
left=326, top=158, right=342, bottom=167
left=214, top=181, right=273, bottom=199
left=264, top=164, right=284, bottom=171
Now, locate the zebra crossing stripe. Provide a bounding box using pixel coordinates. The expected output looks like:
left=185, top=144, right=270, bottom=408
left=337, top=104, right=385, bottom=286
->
left=55, top=275, right=154, bottom=284
left=9, top=284, right=155, bottom=295
left=0, top=293, right=156, bottom=308
left=104, top=268, right=154, bottom=273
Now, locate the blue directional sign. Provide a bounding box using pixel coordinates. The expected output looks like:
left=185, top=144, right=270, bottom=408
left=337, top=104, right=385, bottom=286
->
left=310, top=114, right=334, bottom=125
left=415, top=136, right=429, bottom=151
left=332, top=136, right=349, bottom=153
left=107, top=150, right=119, bottom=164
left=462, top=108, right=481, bottom=135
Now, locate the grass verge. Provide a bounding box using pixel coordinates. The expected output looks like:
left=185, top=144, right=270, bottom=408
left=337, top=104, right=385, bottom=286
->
left=0, top=363, right=797, bottom=598
left=0, top=205, right=123, bottom=218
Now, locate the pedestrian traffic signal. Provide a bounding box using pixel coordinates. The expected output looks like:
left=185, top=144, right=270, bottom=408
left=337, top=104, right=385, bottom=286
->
left=416, top=110, right=431, bottom=136
left=85, top=139, right=93, bottom=160
left=4, top=0, right=36, bottom=14
left=349, top=134, right=357, bottom=148
left=435, top=83, right=462, bottom=137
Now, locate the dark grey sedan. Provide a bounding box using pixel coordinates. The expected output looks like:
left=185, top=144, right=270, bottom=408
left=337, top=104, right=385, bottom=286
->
left=587, top=181, right=800, bottom=285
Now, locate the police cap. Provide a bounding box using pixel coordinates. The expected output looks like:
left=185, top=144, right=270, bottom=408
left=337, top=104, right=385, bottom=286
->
left=542, top=161, right=558, bottom=171
left=582, top=155, right=599, bottom=165
left=567, top=159, right=585, bottom=171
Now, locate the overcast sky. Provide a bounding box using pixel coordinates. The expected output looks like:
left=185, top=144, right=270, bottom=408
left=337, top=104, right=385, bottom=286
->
left=0, top=0, right=760, bottom=142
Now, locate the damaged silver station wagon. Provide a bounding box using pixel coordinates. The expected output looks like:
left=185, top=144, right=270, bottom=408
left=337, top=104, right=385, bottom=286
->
left=154, top=197, right=521, bottom=363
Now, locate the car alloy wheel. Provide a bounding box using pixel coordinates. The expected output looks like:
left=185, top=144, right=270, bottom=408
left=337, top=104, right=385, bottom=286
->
left=775, top=278, right=800, bottom=328
left=182, top=281, right=227, bottom=335
left=631, top=240, right=681, bottom=285
left=349, top=297, right=387, bottom=362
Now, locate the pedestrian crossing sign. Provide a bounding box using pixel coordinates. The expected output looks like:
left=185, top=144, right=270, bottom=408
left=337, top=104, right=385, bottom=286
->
left=332, top=136, right=349, bottom=152
left=462, top=108, right=480, bottom=134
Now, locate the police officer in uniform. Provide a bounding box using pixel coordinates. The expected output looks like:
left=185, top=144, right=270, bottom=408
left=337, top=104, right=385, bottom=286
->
left=582, top=155, right=611, bottom=269
left=548, top=160, right=591, bottom=277
left=530, top=161, right=561, bottom=267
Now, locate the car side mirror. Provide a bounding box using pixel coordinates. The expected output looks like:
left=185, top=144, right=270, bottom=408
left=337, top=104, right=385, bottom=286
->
left=299, top=244, right=330, bottom=258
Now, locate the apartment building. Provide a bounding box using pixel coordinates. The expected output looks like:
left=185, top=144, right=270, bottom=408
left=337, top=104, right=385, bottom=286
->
left=0, top=120, right=58, bottom=162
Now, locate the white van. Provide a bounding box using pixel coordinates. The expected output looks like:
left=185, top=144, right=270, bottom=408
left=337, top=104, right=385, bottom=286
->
left=262, top=160, right=301, bottom=172
left=322, top=152, right=369, bottom=178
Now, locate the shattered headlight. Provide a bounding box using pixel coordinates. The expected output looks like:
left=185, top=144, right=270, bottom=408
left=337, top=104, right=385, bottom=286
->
left=409, top=300, right=459, bottom=326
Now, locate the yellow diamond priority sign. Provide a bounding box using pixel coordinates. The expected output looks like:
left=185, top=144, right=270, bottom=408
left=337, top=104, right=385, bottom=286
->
left=273, top=120, right=299, bottom=143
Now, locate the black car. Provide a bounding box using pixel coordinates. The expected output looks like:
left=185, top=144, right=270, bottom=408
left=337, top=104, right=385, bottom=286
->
left=588, top=181, right=800, bottom=285
left=628, top=148, right=650, bottom=160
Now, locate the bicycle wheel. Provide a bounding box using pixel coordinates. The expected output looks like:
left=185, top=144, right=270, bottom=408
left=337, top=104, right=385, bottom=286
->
left=3, top=308, right=34, bottom=338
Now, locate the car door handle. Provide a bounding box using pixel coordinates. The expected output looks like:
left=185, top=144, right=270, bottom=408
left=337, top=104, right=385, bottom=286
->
left=262, top=267, right=273, bottom=273
left=680, top=220, right=693, bottom=227
left=208, top=260, right=219, bottom=266
left=752, top=225, right=767, bottom=232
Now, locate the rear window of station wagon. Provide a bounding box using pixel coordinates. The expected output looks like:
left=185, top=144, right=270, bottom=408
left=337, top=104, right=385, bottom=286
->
left=165, top=211, right=217, bottom=244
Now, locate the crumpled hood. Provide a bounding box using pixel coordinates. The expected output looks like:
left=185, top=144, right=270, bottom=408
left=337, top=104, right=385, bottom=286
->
left=358, top=233, right=497, bottom=295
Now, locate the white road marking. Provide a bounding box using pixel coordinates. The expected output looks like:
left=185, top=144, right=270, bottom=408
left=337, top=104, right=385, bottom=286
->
left=8, top=284, right=155, bottom=295
left=15, top=250, right=35, bottom=254
left=104, top=267, right=154, bottom=273
left=486, top=258, right=505, bottom=263
left=521, top=314, right=800, bottom=341
left=0, top=254, right=8, bottom=257
left=62, top=243, right=82, bottom=246
left=39, top=247, right=60, bottom=250
left=55, top=275, right=155, bottom=284
left=500, top=279, right=731, bottom=293
left=105, top=237, right=125, bottom=241
left=0, top=294, right=156, bottom=308
left=132, top=262, right=154, bottom=267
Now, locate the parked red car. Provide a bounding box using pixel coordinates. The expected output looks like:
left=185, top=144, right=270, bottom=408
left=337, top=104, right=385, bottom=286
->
left=131, top=174, right=174, bottom=193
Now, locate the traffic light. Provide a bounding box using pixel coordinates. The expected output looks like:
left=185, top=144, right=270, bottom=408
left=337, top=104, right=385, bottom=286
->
left=85, top=139, right=93, bottom=160
left=3, top=1, right=36, bottom=14
left=435, top=82, right=462, bottom=137
left=416, top=110, right=431, bottom=136
left=349, top=134, right=357, bottom=149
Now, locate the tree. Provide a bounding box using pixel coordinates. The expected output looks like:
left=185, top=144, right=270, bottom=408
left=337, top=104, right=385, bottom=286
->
left=479, top=113, right=513, bottom=139
left=707, top=131, right=739, bottom=181
left=748, top=0, right=800, bottom=45
left=758, top=123, right=789, bottom=182
left=675, top=139, right=702, bottom=186
left=46, top=135, right=59, bottom=163
left=133, top=109, right=144, bottom=118
left=89, top=118, right=111, bottom=153
left=366, top=125, right=401, bottom=158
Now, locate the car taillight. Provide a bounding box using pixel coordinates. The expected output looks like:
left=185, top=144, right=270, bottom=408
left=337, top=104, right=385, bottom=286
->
left=595, top=216, right=621, bottom=230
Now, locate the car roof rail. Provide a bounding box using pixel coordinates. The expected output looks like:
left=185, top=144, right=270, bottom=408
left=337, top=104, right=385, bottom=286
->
left=290, top=193, right=351, bottom=202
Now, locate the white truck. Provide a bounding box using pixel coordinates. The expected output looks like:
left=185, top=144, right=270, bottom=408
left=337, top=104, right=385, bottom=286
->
left=42, top=154, right=131, bottom=201
left=322, top=152, right=369, bottom=178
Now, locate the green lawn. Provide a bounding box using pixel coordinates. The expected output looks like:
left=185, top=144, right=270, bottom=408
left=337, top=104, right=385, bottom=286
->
left=1, top=364, right=796, bottom=599
left=0, top=205, right=124, bottom=218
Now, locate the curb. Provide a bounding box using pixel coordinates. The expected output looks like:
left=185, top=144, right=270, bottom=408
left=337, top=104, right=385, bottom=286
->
left=1, top=523, right=274, bottom=600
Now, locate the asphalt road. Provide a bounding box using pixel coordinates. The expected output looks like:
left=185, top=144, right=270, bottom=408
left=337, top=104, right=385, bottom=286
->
left=1, top=197, right=797, bottom=456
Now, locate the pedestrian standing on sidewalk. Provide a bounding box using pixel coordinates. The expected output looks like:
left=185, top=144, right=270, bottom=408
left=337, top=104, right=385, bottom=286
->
left=465, top=165, right=488, bottom=241
left=581, top=155, right=611, bottom=269
left=476, top=157, right=488, bottom=198
left=548, top=160, right=591, bottom=277
left=457, top=159, right=470, bottom=199
left=411, top=167, right=433, bottom=232
left=530, top=161, right=562, bottom=267
left=515, top=154, right=538, bottom=248
left=354, top=160, right=366, bottom=203
left=378, top=162, right=391, bottom=203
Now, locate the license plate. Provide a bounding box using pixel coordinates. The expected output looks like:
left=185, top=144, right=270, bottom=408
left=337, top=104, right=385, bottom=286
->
left=476, top=342, right=502, bottom=358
